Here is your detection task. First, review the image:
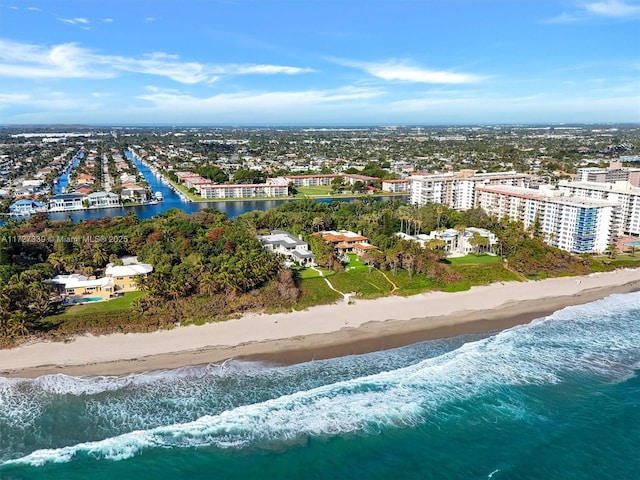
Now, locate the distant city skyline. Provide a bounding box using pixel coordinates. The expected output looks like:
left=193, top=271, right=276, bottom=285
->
left=1, top=0, right=639, bottom=125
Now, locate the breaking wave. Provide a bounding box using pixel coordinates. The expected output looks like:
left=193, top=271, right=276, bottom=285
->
left=2, top=292, right=639, bottom=468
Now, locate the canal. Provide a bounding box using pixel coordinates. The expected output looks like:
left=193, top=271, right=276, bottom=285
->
left=51, top=149, right=84, bottom=195
left=47, top=149, right=407, bottom=222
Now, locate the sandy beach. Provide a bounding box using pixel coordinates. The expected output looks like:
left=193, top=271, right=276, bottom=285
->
left=1, top=268, right=638, bottom=378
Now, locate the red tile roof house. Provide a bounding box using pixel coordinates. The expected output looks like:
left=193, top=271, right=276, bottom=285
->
left=317, top=230, right=377, bottom=258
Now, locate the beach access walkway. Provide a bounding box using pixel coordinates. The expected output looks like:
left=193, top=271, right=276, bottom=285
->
left=311, top=266, right=350, bottom=301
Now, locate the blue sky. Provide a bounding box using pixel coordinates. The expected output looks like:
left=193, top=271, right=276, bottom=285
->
left=1, top=0, right=639, bottom=125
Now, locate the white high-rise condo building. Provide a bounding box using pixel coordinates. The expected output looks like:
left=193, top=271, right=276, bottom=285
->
left=476, top=185, right=618, bottom=254
left=410, top=170, right=531, bottom=210
left=557, top=181, right=640, bottom=237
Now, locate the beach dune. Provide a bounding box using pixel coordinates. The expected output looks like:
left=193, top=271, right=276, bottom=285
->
left=1, top=269, right=638, bottom=378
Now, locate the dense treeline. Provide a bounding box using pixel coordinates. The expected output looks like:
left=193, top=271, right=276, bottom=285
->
left=0, top=199, right=596, bottom=346
left=0, top=209, right=295, bottom=346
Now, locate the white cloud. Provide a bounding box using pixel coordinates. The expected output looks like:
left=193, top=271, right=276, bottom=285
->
left=545, top=0, right=640, bottom=22
left=0, top=40, right=314, bottom=83
left=136, top=86, right=383, bottom=115
left=382, top=90, right=640, bottom=124
left=113, top=52, right=210, bottom=84
left=0, top=90, right=103, bottom=112
left=0, top=40, right=115, bottom=79
left=543, top=12, right=586, bottom=23
left=338, top=59, right=484, bottom=84
left=0, top=93, right=32, bottom=107
left=583, top=0, right=640, bottom=17
left=59, top=17, right=90, bottom=25
left=228, top=65, right=314, bottom=75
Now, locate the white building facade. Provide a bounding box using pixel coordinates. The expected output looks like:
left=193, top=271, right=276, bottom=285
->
left=476, top=185, right=617, bottom=254
left=558, top=181, right=640, bottom=237
left=257, top=230, right=315, bottom=265
left=199, top=182, right=289, bottom=199
left=410, top=170, right=531, bottom=209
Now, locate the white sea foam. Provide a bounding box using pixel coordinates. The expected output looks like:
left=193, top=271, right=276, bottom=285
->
left=3, top=292, right=639, bottom=467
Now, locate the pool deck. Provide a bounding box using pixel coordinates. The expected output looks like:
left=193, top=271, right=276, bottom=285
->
left=617, top=236, right=640, bottom=251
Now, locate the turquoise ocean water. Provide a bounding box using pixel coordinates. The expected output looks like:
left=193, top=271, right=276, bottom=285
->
left=1, top=292, right=639, bottom=480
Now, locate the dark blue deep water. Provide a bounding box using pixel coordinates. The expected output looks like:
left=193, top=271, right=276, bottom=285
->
left=1, top=292, right=639, bottom=479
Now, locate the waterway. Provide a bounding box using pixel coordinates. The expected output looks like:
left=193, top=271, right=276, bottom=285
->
left=51, top=149, right=84, bottom=195
left=46, top=149, right=407, bottom=222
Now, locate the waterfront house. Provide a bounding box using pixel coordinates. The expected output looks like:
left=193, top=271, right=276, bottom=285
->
left=120, top=183, right=148, bottom=202
left=50, top=274, right=114, bottom=302
left=49, top=193, right=85, bottom=211
left=105, top=260, right=153, bottom=293
left=9, top=199, right=48, bottom=216
left=257, top=230, right=316, bottom=266
left=318, top=230, right=377, bottom=258
left=87, top=191, right=121, bottom=208
left=396, top=228, right=498, bottom=256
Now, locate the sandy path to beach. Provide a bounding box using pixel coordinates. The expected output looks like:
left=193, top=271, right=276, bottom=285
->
left=1, top=268, right=638, bottom=377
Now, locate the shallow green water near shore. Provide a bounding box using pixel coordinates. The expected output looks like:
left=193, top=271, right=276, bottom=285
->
left=2, top=292, right=639, bottom=479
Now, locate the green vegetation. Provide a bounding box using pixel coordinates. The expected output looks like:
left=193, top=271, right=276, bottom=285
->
left=1, top=197, right=636, bottom=348
left=60, top=291, right=144, bottom=315
left=447, top=254, right=502, bottom=265
left=450, top=263, right=521, bottom=286
left=295, top=277, right=341, bottom=309
left=590, top=253, right=640, bottom=272
left=172, top=182, right=202, bottom=202
left=328, top=269, right=391, bottom=298
left=294, top=186, right=333, bottom=197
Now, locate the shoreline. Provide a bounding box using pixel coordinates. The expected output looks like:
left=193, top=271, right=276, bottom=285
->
left=1, top=268, right=638, bottom=378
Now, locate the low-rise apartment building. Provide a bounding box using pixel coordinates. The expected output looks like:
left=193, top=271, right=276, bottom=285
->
left=198, top=180, right=289, bottom=199
left=381, top=179, right=410, bottom=193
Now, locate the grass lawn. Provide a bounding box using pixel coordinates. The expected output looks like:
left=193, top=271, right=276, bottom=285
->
left=296, top=277, right=342, bottom=309
left=44, top=292, right=145, bottom=323
left=42, top=291, right=146, bottom=336
left=295, top=266, right=334, bottom=279
left=172, top=182, right=203, bottom=202
left=450, top=263, right=522, bottom=285
left=294, top=186, right=334, bottom=197
left=385, top=270, right=441, bottom=296
left=590, top=253, right=640, bottom=271
left=345, top=253, right=368, bottom=271
left=329, top=269, right=391, bottom=298
left=446, top=254, right=502, bottom=265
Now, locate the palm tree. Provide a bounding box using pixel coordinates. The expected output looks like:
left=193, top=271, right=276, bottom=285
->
left=92, top=246, right=108, bottom=267
left=48, top=253, right=65, bottom=272
left=312, top=216, right=325, bottom=232
left=9, top=311, right=31, bottom=338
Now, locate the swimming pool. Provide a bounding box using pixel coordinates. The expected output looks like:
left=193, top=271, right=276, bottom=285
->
left=626, top=240, right=640, bottom=247
left=72, top=297, right=103, bottom=304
